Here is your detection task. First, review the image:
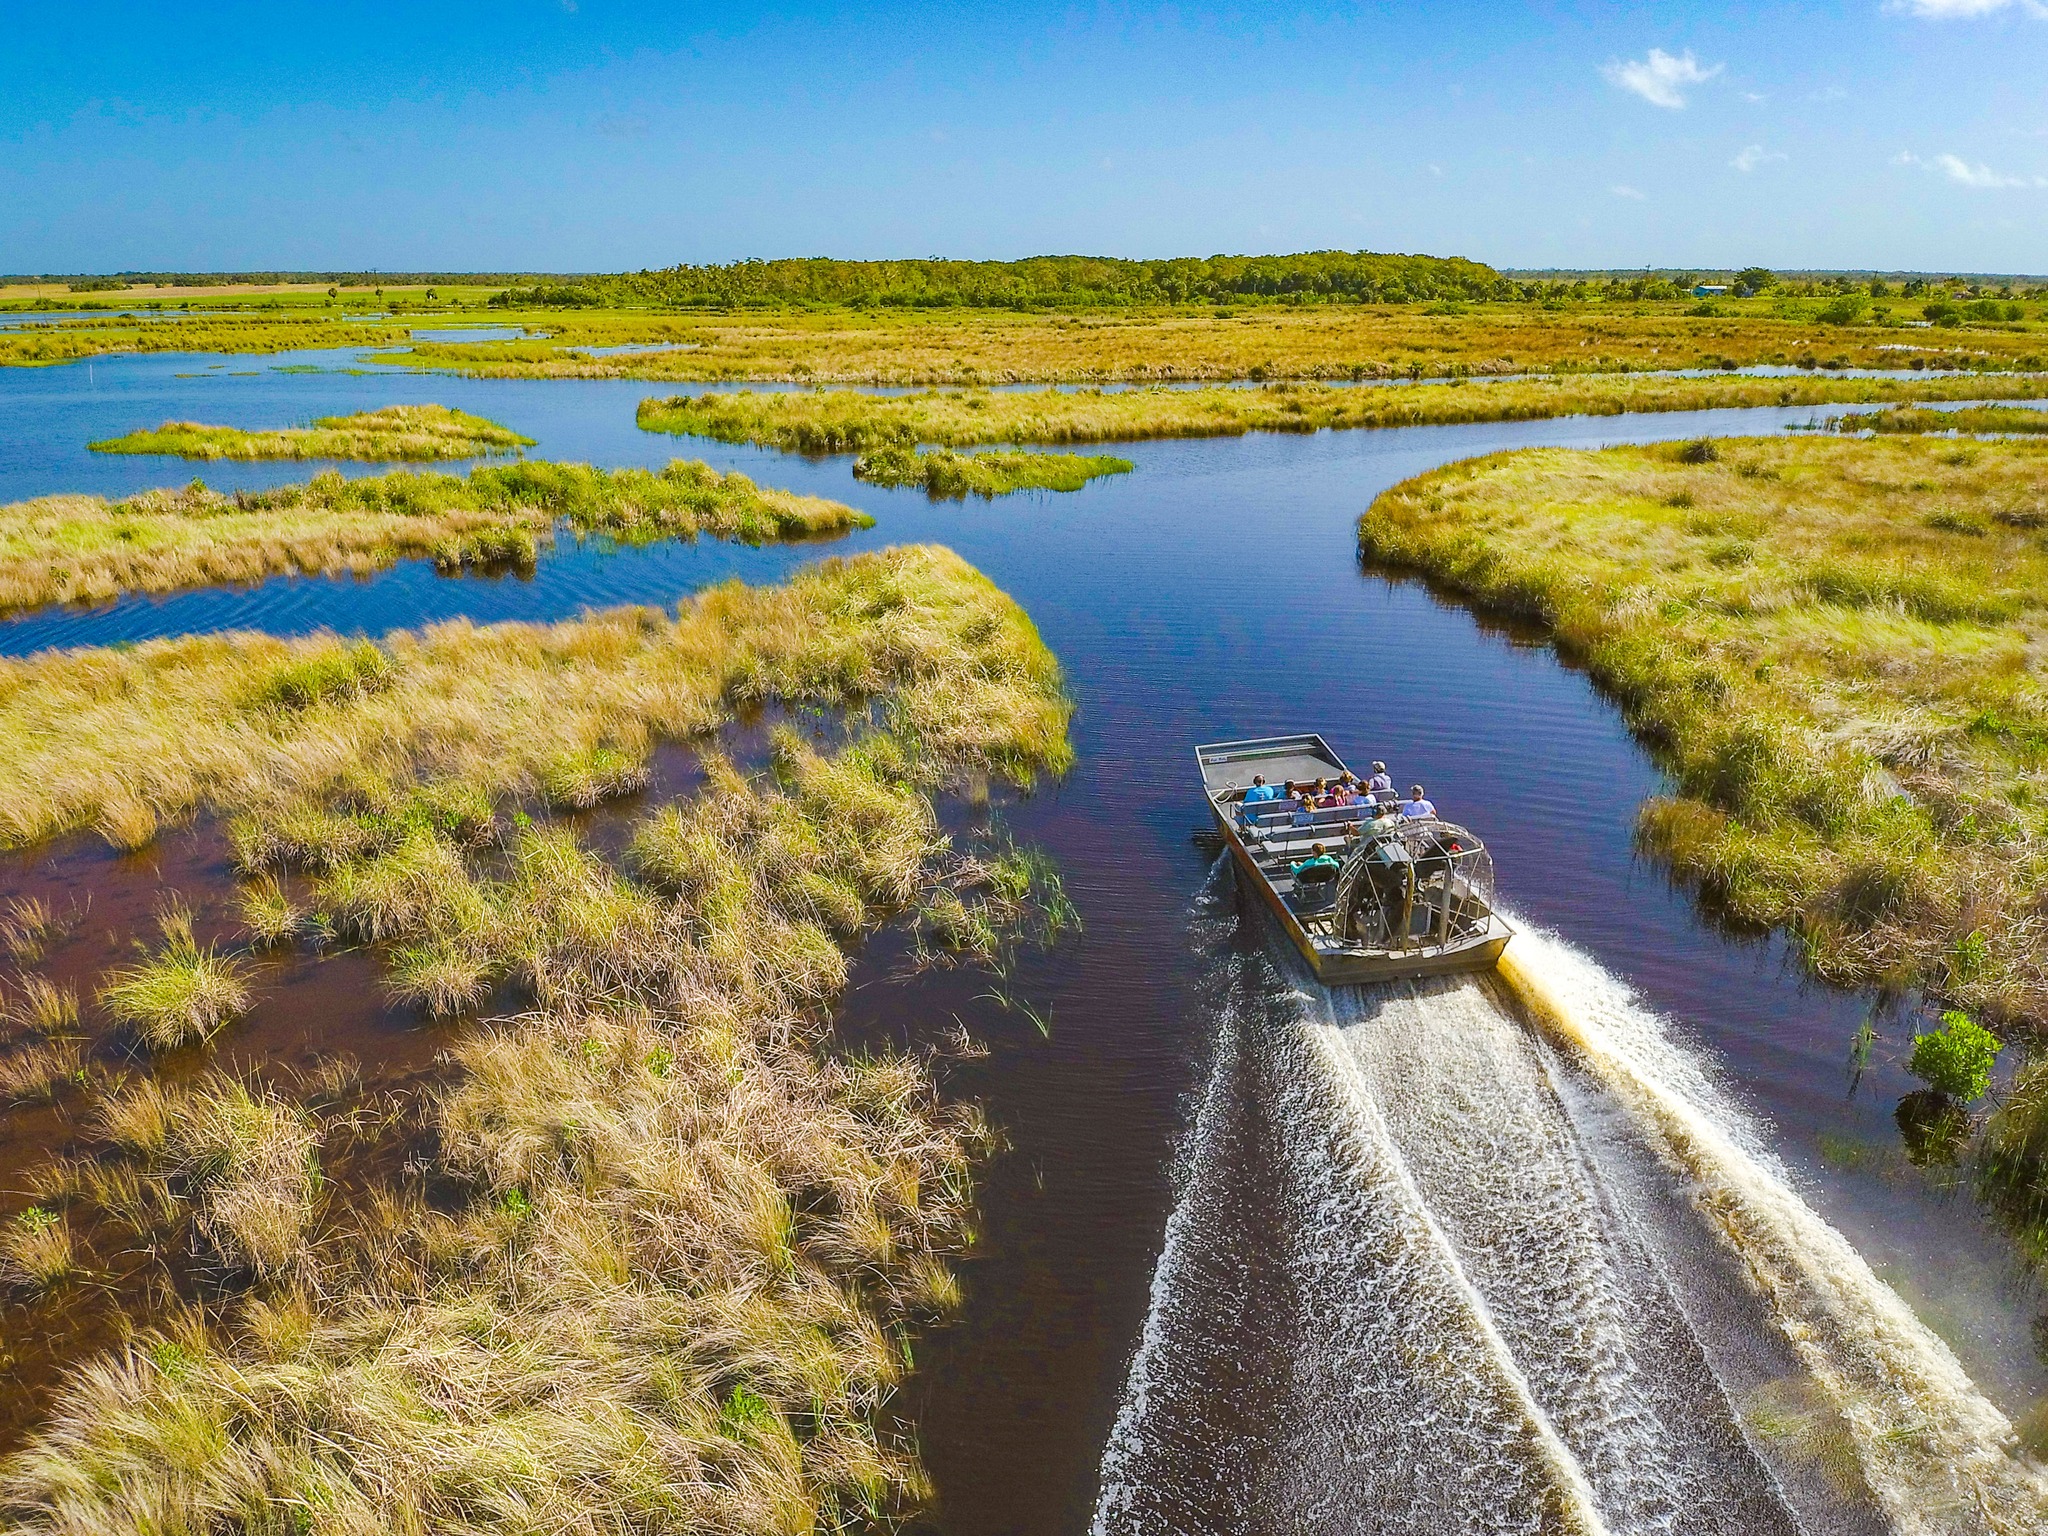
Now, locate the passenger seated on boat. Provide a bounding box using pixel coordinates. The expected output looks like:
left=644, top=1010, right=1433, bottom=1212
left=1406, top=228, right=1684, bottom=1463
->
left=1291, top=843, right=1341, bottom=881
left=1237, top=776, right=1279, bottom=826
left=1367, top=762, right=1396, bottom=804
left=1362, top=804, right=1404, bottom=838
left=1400, top=785, right=1437, bottom=820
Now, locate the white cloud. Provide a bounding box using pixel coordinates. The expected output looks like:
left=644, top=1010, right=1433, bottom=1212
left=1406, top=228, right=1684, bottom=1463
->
left=1890, top=0, right=2044, bottom=17
left=1936, top=152, right=2045, bottom=186
left=1731, top=144, right=1787, bottom=172
left=1610, top=184, right=1647, bottom=200
left=1602, top=48, right=1722, bottom=109
left=1897, top=149, right=2046, bottom=186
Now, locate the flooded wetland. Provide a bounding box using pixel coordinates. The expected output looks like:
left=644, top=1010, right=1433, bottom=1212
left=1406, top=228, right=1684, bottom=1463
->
left=1, top=346, right=2046, bottom=1535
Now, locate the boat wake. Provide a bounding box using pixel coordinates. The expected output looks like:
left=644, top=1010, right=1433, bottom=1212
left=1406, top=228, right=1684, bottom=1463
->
left=1092, top=902, right=2048, bottom=1536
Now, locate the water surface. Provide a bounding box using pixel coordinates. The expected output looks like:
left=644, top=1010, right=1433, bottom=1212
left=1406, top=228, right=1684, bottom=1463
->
left=0, top=350, right=2040, bottom=1531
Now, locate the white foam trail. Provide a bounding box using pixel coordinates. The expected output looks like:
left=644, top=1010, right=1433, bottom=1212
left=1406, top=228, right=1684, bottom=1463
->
left=1093, top=948, right=1610, bottom=1536
left=1498, top=922, right=2048, bottom=1536
left=1290, top=1009, right=1611, bottom=1536
left=1318, top=978, right=1795, bottom=1534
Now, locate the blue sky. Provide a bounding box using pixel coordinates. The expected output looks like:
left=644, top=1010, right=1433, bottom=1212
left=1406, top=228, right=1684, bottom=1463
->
left=7, top=1, right=2048, bottom=274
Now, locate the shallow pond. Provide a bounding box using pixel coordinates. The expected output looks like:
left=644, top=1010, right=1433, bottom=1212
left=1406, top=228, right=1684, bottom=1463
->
left=0, top=351, right=2041, bottom=1532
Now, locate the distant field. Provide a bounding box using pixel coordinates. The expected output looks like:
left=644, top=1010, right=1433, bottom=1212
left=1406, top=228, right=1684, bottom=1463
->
left=5, top=288, right=2046, bottom=382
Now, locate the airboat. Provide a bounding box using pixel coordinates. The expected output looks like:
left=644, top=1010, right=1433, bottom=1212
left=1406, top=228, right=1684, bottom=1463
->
left=1196, top=733, right=1511, bottom=984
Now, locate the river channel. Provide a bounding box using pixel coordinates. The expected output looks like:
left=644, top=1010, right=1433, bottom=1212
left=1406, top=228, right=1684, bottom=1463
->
left=0, top=351, right=2043, bottom=1532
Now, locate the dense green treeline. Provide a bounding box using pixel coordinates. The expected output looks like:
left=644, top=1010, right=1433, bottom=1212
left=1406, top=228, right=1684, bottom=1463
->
left=490, top=250, right=1510, bottom=312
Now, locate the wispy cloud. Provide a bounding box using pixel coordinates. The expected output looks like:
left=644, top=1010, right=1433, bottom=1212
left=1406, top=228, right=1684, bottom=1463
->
left=1896, top=149, right=2047, bottom=186
left=1602, top=48, right=1722, bottom=110
left=1731, top=144, right=1787, bottom=172
left=1610, top=184, right=1647, bottom=200
left=1890, top=0, right=2045, bottom=17
left=1937, top=152, right=2044, bottom=186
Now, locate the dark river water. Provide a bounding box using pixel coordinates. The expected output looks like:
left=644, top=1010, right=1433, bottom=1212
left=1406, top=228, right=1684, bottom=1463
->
left=1, top=351, right=2043, bottom=1532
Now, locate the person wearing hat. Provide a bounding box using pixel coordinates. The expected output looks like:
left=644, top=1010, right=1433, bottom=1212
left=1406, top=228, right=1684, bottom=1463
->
left=1367, top=761, right=1395, bottom=805
left=1400, top=784, right=1437, bottom=819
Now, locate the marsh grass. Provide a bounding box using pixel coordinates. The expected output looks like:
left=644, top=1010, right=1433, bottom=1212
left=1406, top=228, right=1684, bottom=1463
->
left=640, top=375, right=2048, bottom=454
left=0, top=547, right=1073, bottom=1530
left=1359, top=435, right=2048, bottom=1026
left=0, top=1207, right=77, bottom=1292
left=89, top=404, right=535, bottom=462
left=0, top=458, right=866, bottom=613
left=852, top=445, right=1133, bottom=498
left=96, top=906, right=255, bottom=1051
left=93, top=1072, right=321, bottom=1277
left=1833, top=405, right=2048, bottom=437
left=7, top=293, right=2048, bottom=381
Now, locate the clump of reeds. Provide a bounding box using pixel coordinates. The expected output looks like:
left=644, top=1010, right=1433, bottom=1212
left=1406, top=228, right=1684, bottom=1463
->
left=852, top=445, right=1133, bottom=498
left=0, top=458, right=867, bottom=614
left=0, top=1205, right=77, bottom=1292
left=89, top=404, right=536, bottom=462
left=93, top=1072, right=321, bottom=1277
left=0, top=975, right=85, bottom=1103
left=97, top=905, right=254, bottom=1051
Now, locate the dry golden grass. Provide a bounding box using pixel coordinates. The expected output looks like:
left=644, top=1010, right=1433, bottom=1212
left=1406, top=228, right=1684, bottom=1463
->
left=89, top=404, right=535, bottom=461
left=95, top=1073, right=321, bottom=1277
left=0, top=458, right=865, bottom=614
left=1361, top=434, right=2048, bottom=1025
left=639, top=374, right=2048, bottom=453
left=0, top=546, right=1073, bottom=1532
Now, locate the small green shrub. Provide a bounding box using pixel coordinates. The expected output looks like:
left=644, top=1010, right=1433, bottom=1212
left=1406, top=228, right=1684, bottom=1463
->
left=1907, top=1010, right=2002, bottom=1102
left=1676, top=438, right=1719, bottom=464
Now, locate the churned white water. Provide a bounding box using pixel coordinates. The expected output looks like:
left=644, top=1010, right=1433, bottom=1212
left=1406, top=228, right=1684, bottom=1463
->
left=1499, top=924, right=2048, bottom=1536
left=1092, top=903, right=2048, bottom=1536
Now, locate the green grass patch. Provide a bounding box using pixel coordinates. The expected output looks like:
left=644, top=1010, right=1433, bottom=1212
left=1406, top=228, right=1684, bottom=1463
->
left=852, top=445, right=1133, bottom=498
left=90, top=404, right=534, bottom=462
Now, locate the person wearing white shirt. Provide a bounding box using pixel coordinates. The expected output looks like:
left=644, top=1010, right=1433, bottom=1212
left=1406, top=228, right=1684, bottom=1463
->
left=1400, top=785, right=1436, bottom=819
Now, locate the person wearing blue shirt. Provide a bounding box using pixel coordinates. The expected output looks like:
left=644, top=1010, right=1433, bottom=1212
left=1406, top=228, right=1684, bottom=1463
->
left=1400, top=785, right=1437, bottom=819
left=1242, top=775, right=1279, bottom=806
left=1367, top=761, right=1395, bottom=805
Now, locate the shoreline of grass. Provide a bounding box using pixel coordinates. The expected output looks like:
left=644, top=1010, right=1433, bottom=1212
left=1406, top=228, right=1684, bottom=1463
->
left=1356, top=435, right=2048, bottom=1028
left=638, top=374, right=2048, bottom=453
left=0, top=458, right=867, bottom=614
left=1829, top=404, right=2048, bottom=437
left=90, top=404, right=535, bottom=462
left=0, top=545, right=1074, bottom=1527
left=851, top=445, right=1133, bottom=498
